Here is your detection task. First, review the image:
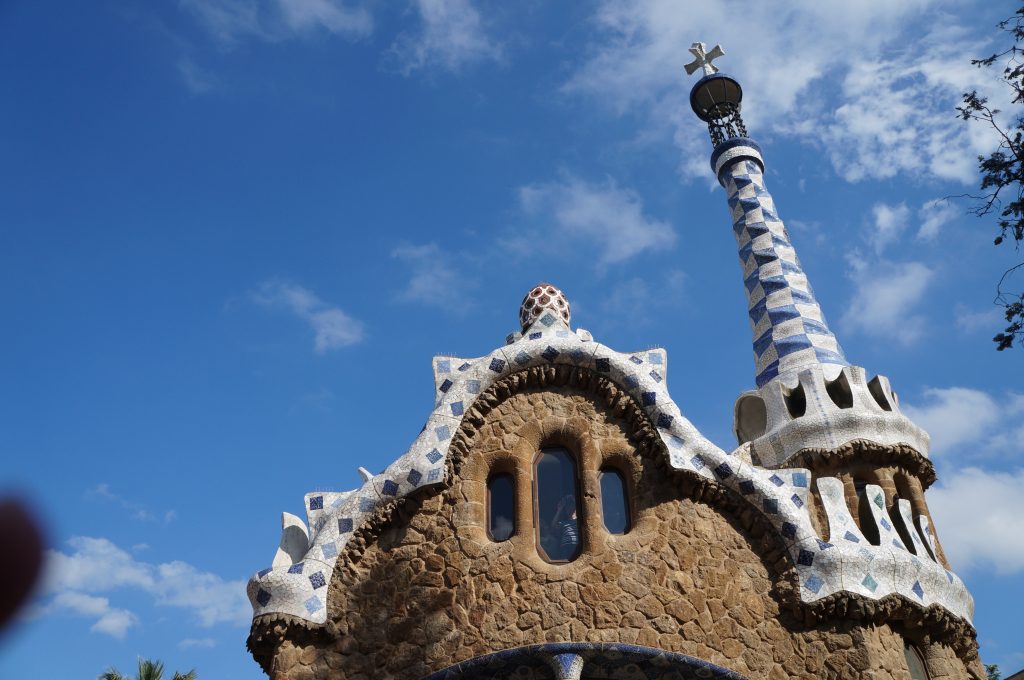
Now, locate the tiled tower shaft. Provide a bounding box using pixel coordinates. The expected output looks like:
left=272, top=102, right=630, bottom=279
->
left=718, top=149, right=848, bottom=386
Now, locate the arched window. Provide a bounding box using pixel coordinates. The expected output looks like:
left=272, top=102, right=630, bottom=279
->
left=904, top=641, right=929, bottom=680
left=599, top=468, right=630, bottom=535
left=533, top=447, right=580, bottom=562
left=487, top=473, right=515, bottom=541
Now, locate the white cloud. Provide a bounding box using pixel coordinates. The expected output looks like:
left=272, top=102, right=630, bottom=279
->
left=33, top=591, right=139, bottom=639
left=903, top=387, right=1003, bottom=454
left=180, top=637, right=218, bottom=649
left=917, top=199, right=958, bottom=241
left=252, top=280, right=365, bottom=352
left=181, top=0, right=371, bottom=47
left=518, top=176, right=675, bottom=265
left=38, top=536, right=250, bottom=637
left=564, top=1, right=1005, bottom=183
left=869, top=202, right=910, bottom=255
left=903, top=387, right=1024, bottom=458
left=841, top=259, right=935, bottom=345
left=928, top=467, right=1024, bottom=574
left=391, top=243, right=470, bottom=310
left=389, top=0, right=501, bottom=75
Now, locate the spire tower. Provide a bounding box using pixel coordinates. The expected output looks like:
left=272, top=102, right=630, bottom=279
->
left=686, top=42, right=848, bottom=387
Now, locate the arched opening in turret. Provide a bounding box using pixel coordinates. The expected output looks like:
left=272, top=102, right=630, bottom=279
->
left=855, top=479, right=881, bottom=546
left=889, top=496, right=918, bottom=555
left=783, top=382, right=806, bottom=419
left=825, top=371, right=854, bottom=409
left=734, top=393, right=767, bottom=444
left=867, top=376, right=893, bottom=411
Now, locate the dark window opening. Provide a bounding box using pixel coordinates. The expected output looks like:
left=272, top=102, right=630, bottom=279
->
left=867, top=376, right=893, bottom=411
left=825, top=371, right=854, bottom=409
left=599, top=468, right=630, bottom=535
left=856, top=480, right=881, bottom=546
left=534, top=447, right=581, bottom=562
left=904, top=641, right=930, bottom=680
left=890, top=496, right=918, bottom=555
left=487, top=473, right=515, bottom=541
left=783, top=382, right=806, bottom=418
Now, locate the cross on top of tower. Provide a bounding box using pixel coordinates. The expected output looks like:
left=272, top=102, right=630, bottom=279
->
left=684, top=42, right=725, bottom=77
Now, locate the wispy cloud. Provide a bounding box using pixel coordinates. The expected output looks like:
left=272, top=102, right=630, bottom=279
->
left=177, top=58, right=217, bottom=95
left=389, top=0, right=501, bottom=75
left=564, top=1, right=1005, bottom=184
left=518, top=175, right=675, bottom=266
left=278, top=0, right=372, bottom=36
left=180, top=637, right=218, bottom=649
left=917, top=198, right=959, bottom=240
left=86, top=484, right=176, bottom=524
left=180, top=0, right=371, bottom=47
left=954, top=303, right=1002, bottom=334
left=252, top=280, right=365, bottom=353
left=869, top=202, right=910, bottom=255
left=37, top=536, right=250, bottom=637
left=601, top=270, right=686, bottom=324
left=840, top=258, right=935, bottom=345
left=391, top=243, right=472, bottom=310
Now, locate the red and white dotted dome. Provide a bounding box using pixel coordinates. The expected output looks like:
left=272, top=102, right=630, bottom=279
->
left=519, top=283, right=571, bottom=331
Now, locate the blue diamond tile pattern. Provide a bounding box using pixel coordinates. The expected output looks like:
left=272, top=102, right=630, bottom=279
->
left=304, top=596, right=323, bottom=614
left=722, top=159, right=848, bottom=387
left=309, top=572, right=326, bottom=589
left=256, top=588, right=272, bottom=606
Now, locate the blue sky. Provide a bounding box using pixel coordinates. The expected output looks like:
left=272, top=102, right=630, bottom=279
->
left=1, top=0, right=1022, bottom=676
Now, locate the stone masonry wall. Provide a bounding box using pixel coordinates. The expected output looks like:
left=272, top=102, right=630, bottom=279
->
left=256, top=384, right=984, bottom=680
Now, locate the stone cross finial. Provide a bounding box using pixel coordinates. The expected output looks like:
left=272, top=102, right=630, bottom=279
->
left=685, top=42, right=725, bottom=77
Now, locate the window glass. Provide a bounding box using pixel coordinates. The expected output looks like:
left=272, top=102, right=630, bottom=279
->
left=487, top=474, right=515, bottom=541
left=599, top=468, right=630, bottom=535
left=904, top=642, right=929, bottom=680
left=535, top=448, right=580, bottom=561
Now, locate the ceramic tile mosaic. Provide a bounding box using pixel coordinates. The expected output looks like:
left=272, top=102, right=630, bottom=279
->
left=717, top=148, right=848, bottom=388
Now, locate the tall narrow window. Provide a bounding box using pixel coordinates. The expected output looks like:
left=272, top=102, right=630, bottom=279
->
left=534, top=448, right=580, bottom=562
left=904, top=642, right=929, bottom=680
left=487, top=474, right=515, bottom=541
left=599, top=468, right=630, bottom=535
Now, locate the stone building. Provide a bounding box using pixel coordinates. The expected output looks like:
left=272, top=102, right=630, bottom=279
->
left=245, top=45, right=986, bottom=679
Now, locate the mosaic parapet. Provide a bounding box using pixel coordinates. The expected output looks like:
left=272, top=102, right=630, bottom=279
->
left=732, top=363, right=929, bottom=469
left=245, top=312, right=971, bottom=628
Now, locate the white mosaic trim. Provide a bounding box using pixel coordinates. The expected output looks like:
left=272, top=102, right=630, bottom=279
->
left=246, top=316, right=972, bottom=626
left=736, top=364, right=930, bottom=468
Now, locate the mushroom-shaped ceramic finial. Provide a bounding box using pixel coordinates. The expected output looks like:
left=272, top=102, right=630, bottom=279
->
left=519, top=282, right=571, bottom=331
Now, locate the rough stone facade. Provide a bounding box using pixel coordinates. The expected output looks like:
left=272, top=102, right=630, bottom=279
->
left=249, top=375, right=986, bottom=679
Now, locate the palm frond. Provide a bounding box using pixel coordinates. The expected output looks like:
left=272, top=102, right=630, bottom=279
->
left=137, top=658, right=165, bottom=680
